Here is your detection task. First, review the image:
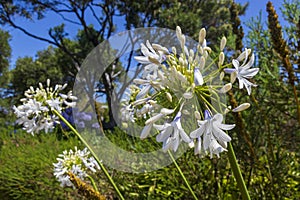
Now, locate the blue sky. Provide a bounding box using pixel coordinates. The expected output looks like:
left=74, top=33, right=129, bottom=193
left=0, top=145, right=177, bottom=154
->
left=4, top=0, right=284, bottom=69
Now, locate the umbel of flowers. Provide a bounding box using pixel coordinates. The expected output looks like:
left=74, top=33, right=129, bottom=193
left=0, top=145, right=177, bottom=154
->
left=122, top=26, right=259, bottom=158
left=13, top=79, right=77, bottom=134
left=53, top=146, right=100, bottom=187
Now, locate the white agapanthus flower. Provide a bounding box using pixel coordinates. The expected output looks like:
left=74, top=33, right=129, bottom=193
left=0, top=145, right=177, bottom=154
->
left=13, top=79, right=77, bottom=135
left=154, top=111, right=192, bottom=152
left=53, top=146, right=100, bottom=187
left=134, top=40, right=168, bottom=79
left=190, top=110, right=235, bottom=158
left=224, top=48, right=259, bottom=95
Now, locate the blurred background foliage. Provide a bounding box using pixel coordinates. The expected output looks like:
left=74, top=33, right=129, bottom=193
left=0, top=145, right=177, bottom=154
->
left=0, top=0, right=299, bottom=199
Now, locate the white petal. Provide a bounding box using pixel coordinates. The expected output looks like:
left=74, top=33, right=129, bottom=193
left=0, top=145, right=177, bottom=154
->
left=136, top=85, right=151, bottom=100
left=141, top=43, right=151, bottom=57
left=243, top=53, right=255, bottom=69
left=203, top=133, right=211, bottom=151
left=218, top=123, right=235, bottom=130
left=179, top=129, right=191, bottom=143
left=194, top=137, right=202, bottom=155
left=140, top=124, right=152, bottom=139
left=146, top=40, right=156, bottom=55
left=194, top=68, right=204, bottom=86
left=232, top=59, right=240, bottom=70
left=134, top=56, right=149, bottom=64
left=133, top=79, right=149, bottom=85
left=172, top=135, right=180, bottom=152
left=237, top=77, right=244, bottom=89
left=240, top=68, right=259, bottom=78
left=145, top=113, right=164, bottom=125
left=190, top=124, right=206, bottom=138
left=153, top=124, right=165, bottom=130
left=160, top=108, right=175, bottom=115
left=212, top=124, right=232, bottom=142
left=212, top=113, right=223, bottom=123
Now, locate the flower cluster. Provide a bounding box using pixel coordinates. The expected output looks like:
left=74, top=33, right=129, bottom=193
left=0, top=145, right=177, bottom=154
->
left=121, top=26, right=259, bottom=158
left=53, top=146, right=100, bottom=187
left=13, top=79, right=77, bottom=135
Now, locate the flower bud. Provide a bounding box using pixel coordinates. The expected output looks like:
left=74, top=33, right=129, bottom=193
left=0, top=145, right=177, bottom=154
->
left=232, top=103, right=250, bottom=112
left=220, top=71, right=225, bottom=81
left=166, top=92, right=172, bottom=102
left=182, top=109, right=190, bottom=115
left=183, top=92, right=193, bottom=99
left=219, top=83, right=232, bottom=93
left=180, top=35, right=186, bottom=48
left=220, top=36, right=227, bottom=51
left=218, top=52, right=225, bottom=67
left=194, top=111, right=201, bottom=120
left=176, top=26, right=182, bottom=40
left=172, top=46, right=177, bottom=55
left=199, top=28, right=206, bottom=44
left=199, top=56, right=205, bottom=70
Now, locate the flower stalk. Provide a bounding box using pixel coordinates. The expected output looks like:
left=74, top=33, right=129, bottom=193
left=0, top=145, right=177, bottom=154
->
left=168, top=151, right=198, bottom=200
left=227, top=142, right=251, bottom=200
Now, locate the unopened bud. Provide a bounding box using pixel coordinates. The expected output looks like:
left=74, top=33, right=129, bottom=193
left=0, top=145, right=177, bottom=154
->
left=220, top=71, right=225, bottom=81
left=176, top=26, right=182, bottom=41
left=232, top=103, right=250, bottom=112
left=219, top=52, right=225, bottom=67
left=166, top=92, right=172, bottom=102
left=199, top=56, right=205, bottom=70
left=219, top=83, right=232, bottom=93
left=172, top=46, right=177, bottom=55
left=194, top=111, right=201, bottom=120
left=183, top=92, right=193, bottom=99
left=199, top=28, right=206, bottom=44
left=182, top=109, right=190, bottom=115
left=220, top=36, right=227, bottom=51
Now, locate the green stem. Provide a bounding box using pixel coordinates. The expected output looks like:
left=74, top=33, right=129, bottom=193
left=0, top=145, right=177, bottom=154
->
left=53, top=109, right=125, bottom=200
left=87, top=175, right=99, bottom=192
left=227, top=142, right=251, bottom=200
left=168, top=151, right=198, bottom=200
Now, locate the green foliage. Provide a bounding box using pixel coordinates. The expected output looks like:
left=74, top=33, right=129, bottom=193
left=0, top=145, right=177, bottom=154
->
left=0, top=29, right=11, bottom=74
left=118, top=0, right=248, bottom=50
left=0, top=129, right=83, bottom=200
left=0, top=29, right=11, bottom=95
left=11, top=46, right=64, bottom=95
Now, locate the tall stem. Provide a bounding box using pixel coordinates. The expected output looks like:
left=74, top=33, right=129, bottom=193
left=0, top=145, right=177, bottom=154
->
left=227, top=142, right=251, bottom=200
left=53, top=109, right=125, bottom=200
left=168, top=151, right=198, bottom=200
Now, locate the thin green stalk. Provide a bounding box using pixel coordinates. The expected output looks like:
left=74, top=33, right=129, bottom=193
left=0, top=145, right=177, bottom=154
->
left=53, top=109, right=125, bottom=200
left=87, top=175, right=99, bottom=192
left=227, top=142, right=251, bottom=200
left=168, top=150, right=198, bottom=200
